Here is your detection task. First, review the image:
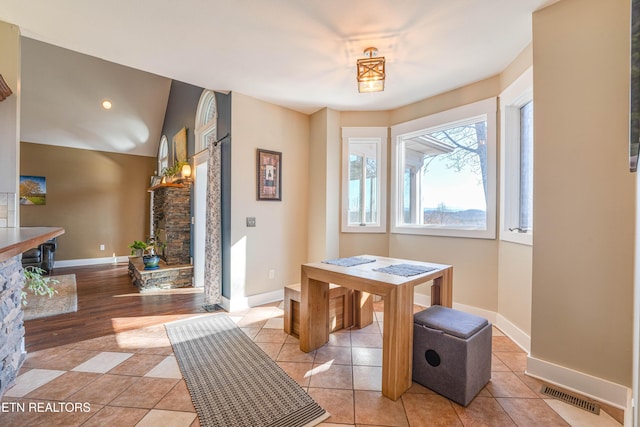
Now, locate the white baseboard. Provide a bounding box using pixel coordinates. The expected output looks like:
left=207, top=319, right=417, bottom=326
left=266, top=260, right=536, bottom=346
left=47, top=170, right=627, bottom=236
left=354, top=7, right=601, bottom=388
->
left=527, top=355, right=630, bottom=410
left=55, top=255, right=129, bottom=268
left=452, top=301, right=498, bottom=325
left=495, top=313, right=531, bottom=353
left=221, top=288, right=284, bottom=312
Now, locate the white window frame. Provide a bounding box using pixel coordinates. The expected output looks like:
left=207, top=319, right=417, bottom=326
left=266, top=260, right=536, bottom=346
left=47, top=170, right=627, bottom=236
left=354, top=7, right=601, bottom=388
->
left=500, top=67, right=533, bottom=246
left=194, top=90, right=218, bottom=154
left=341, top=127, right=387, bottom=233
left=390, top=97, right=497, bottom=239
left=158, top=135, right=169, bottom=175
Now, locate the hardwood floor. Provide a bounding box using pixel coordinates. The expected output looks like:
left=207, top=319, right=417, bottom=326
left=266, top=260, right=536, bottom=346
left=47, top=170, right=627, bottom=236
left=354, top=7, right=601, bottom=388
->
left=24, top=263, right=206, bottom=352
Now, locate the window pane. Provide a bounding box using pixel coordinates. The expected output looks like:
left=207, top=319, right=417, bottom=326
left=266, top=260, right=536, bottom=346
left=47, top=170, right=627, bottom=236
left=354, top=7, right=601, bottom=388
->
left=348, top=154, right=363, bottom=225
left=519, top=101, right=534, bottom=230
left=342, top=128, right=387, bottom=233
left=364, top=157, right=378, bottom=223
left=348, top=141, right=379, bottom=226
left=400, top=119, right=487, bottom=230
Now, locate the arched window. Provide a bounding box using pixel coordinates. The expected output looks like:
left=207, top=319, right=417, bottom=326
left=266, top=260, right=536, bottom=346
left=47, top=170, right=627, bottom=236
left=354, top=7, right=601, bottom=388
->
left=195, top=90, right=218, bottom=153
left=158, top=135, right=169, bottom=174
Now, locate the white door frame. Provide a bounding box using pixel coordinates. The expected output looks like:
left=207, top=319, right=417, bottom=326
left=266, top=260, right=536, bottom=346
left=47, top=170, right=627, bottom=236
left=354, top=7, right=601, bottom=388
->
left=192, top=149, right=208, bottom=288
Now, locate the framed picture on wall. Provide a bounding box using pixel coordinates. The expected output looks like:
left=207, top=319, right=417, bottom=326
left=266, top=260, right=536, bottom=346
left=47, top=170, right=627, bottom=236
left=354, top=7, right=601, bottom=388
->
left=256, top=149, right=282, bottom=201
left=19, top=175, right=46, bottom=205
left=172, top=127, right=188, bottom=164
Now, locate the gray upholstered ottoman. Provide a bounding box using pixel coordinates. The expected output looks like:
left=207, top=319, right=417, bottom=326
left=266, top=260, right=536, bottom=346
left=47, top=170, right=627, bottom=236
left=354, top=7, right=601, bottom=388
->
left=412, top=305, right=492, bottom=406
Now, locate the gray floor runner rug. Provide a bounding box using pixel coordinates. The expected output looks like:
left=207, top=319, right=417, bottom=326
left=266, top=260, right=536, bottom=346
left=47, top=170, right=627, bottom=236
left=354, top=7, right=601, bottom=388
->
left=165, top=314, right=329, bottom=427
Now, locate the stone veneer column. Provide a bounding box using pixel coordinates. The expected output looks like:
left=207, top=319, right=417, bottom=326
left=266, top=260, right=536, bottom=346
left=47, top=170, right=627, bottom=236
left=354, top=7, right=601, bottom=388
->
left=153, top=185, right=191, bottom=265
left=204, top=141, right=222, bottom=306
left=0, top=255, right=25, bottom=397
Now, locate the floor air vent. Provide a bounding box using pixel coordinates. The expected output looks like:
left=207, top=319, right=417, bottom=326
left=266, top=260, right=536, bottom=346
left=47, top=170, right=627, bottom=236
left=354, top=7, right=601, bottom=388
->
left=540, top=385, right=600, bottom=415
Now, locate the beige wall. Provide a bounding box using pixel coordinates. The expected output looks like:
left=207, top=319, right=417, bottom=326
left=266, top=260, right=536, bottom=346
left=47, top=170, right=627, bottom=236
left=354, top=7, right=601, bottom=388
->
left=230, top=92, right=310, bottom=298
left=532, top=0, right=634, bottom=386
left=0, top=22, right=20, bottom=195
left=308, top=108, right=340, bottom=262
left=498, top=242, right=532, bottom=333
left=20, top=142, right=156, bottom=260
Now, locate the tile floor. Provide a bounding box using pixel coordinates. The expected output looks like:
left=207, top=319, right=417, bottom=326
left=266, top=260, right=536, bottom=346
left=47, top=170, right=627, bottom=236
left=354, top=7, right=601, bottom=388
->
left=1, top=301, right=624, bottom=426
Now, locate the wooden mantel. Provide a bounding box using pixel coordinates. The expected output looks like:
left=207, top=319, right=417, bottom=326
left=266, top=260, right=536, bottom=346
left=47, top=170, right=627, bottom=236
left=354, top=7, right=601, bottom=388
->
left=0, top=227, right=65, bottom=262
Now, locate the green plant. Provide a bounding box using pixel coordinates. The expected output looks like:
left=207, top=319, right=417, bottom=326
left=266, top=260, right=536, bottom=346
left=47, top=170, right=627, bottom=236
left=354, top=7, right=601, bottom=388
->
left=128, top=240, right=148, bottom=256
left=161, top=160, right=189, bottom=177
left=21, top=266, right=59, bottom=306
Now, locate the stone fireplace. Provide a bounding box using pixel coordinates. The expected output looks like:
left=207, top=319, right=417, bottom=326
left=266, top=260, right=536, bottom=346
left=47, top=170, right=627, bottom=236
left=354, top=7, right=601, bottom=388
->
left=128, top=184, right=193, bottom=292
left=152, top=184, right=191, bottom=265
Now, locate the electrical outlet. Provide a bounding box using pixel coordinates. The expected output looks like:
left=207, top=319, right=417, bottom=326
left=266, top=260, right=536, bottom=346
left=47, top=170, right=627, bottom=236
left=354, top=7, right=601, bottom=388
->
left=99, top=244, right=105, bottom=251
left=246, top=217, right=256, bottom=227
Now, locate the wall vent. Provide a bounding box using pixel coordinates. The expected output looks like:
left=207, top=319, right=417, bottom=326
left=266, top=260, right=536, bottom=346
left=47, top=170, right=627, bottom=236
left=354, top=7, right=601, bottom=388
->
left=540, top=385, right=600, bottom=415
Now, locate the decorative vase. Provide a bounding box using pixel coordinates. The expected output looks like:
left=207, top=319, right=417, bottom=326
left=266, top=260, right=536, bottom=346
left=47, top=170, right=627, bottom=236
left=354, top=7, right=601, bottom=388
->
left=142, top=254, right=160, bottom=270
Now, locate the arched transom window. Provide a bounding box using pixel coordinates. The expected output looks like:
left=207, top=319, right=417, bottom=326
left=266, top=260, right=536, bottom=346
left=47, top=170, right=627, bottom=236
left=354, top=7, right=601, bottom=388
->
left=195, top=90, right=218, bottom=153
left=158, top=135, right=169, bottom=174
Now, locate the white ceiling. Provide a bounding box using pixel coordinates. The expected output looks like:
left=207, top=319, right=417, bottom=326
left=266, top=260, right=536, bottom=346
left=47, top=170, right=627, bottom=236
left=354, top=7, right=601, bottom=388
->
left=20, top=38, right=171, bottom=157
left=1, top=0, right=553, bottom=115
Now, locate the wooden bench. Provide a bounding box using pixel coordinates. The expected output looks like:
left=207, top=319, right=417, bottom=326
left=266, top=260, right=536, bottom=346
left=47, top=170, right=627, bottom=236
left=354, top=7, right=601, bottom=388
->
left=283, top=283, right=374, bottom=337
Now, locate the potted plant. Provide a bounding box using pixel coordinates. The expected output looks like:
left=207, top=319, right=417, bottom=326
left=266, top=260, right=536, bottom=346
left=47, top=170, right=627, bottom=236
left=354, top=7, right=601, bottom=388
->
left=128, top=240, right=147, bottom=257
left=141, top=237, right=163, bottom=270
left=161, top=160, right=189, bottom=183
left=21, top=266, right=59, bottom=306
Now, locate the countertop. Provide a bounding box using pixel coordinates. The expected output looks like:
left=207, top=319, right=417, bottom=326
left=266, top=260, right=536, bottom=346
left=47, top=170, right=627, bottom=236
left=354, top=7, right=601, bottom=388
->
left=0, top=227, right=65, bottom=262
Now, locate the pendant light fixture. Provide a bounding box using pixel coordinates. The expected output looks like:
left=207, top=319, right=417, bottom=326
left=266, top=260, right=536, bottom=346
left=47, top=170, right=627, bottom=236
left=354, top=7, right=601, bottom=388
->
left=356, top=47, right=385, bottom=93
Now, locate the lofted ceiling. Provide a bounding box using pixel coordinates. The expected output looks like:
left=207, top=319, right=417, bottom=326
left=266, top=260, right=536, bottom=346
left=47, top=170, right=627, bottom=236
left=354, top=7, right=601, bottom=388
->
left=20, top=38, right=171, bottom=157
left=1, top=0, right=555, bottom=155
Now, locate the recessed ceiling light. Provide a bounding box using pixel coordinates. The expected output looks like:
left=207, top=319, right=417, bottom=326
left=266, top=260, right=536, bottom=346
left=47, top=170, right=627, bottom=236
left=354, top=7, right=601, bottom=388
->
left=101, top=99, right=112, bottom=110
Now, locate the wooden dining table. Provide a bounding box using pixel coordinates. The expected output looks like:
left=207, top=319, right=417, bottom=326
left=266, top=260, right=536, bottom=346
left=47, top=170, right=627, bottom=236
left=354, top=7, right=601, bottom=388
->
left=299, top=255, right=453, bottom=400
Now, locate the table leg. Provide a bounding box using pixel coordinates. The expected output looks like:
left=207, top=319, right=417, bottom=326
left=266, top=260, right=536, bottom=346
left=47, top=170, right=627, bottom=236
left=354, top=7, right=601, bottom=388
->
left=300, top=271, right=329, bottom=353
left=354, top=291, right=374, bottom=328
left=431, top=267, right=453, bottom=308
left=381, top=285, right=414, bottom=400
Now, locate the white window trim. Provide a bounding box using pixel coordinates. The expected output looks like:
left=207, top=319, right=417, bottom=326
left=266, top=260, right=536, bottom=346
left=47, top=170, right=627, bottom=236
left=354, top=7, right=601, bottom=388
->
left=194, top=90, right=218, bottom=154
left=390, top=97, right=497, bottom=239
left=341, top=126, right=388, bottom=233
left=158, top=135, right=169, bottom=175
left=499, top=67, right=533, bottom=246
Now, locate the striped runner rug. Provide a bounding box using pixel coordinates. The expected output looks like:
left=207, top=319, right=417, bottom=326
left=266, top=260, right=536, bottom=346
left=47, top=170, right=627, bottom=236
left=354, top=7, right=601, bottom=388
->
left=165, top=314, right=329, bottom=427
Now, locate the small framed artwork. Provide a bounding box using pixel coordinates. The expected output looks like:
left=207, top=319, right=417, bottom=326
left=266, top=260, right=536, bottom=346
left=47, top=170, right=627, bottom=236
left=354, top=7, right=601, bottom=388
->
left=256, top=149, right=282, bottom=201
left=19, top=175, right=47, bottom=205
left=172, top=127, right=188, bottom=164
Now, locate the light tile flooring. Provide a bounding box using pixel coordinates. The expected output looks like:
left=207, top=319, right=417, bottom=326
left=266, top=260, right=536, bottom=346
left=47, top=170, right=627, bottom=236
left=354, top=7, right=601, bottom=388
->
left=1, top=301, right=623, bottom=426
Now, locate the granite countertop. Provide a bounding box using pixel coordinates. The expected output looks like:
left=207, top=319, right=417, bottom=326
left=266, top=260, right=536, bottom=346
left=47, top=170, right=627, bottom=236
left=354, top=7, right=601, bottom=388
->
left=0, top=227, right=65, bottom=262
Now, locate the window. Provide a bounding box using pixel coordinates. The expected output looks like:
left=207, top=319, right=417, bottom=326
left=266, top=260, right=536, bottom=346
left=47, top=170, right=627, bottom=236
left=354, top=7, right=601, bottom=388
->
left=195, top=90, right=218, bottom=153
left=500, top=67, right=533, bottom=245
left=341, top=127, right=387, bottom=233
left=391, top=98, right=497, bottom=238
left=158, top=135, right=169, bottom=175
